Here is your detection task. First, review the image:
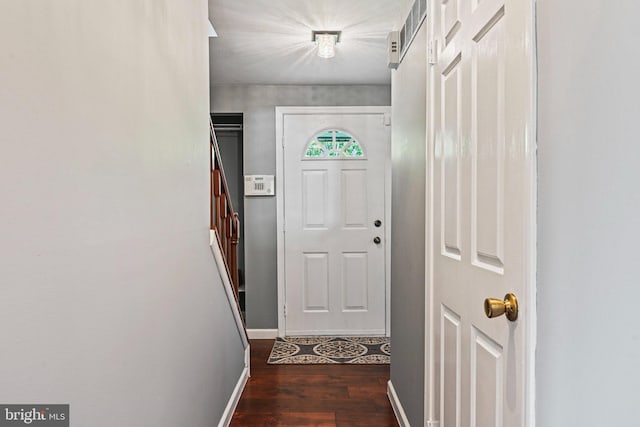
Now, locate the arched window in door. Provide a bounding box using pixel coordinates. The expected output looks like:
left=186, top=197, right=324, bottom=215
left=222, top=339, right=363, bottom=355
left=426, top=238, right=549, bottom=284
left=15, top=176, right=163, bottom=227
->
left=303, top=130, right=365, bottom=159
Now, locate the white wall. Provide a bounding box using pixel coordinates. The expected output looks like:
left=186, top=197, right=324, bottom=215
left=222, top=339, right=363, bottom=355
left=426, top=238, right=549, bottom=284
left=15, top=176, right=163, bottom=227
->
left=0, top=1, right=245, bottom=426
left=212, top=84, right=391, bottom=328
left=390, top=21, right=427, bottom=427
left=536, top=0, right=640, bottom=425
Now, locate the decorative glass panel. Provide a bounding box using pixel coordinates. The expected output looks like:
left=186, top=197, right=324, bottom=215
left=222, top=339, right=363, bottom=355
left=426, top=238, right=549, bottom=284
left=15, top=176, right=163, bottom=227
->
left=305, top=141, right=326, bottom=157
left=303, top=130, right=365, bottom=159
left=344, top=141, right=364, bottom=157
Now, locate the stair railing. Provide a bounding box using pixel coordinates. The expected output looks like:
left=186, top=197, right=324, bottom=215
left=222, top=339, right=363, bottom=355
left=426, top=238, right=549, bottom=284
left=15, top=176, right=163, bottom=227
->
left=210, top=120, right=241, bottom=305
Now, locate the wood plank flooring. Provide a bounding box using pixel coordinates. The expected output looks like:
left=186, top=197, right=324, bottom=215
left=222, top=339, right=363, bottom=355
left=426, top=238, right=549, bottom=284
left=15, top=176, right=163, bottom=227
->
left=231, top=339, right=399, bottom=427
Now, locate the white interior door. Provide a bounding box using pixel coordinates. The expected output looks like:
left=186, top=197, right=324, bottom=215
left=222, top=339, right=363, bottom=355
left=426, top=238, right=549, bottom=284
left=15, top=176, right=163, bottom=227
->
left=280, top=109, right=390, bottom=336
left=430, top=0, right=534, bottom=425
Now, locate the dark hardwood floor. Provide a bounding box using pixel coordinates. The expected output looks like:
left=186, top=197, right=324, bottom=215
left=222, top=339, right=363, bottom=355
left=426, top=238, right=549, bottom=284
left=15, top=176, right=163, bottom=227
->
left=231, top=339, right=400, bottom=427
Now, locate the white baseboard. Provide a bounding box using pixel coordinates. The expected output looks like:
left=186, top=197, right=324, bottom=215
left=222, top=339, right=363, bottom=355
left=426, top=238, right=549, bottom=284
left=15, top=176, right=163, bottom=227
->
left=285, top=329, right=386, bottom=336
left=218, top=346, right=250, bottom=427
left=387, top=380, right=411, bottom=427
left=247, top=329, right=278, bottom=339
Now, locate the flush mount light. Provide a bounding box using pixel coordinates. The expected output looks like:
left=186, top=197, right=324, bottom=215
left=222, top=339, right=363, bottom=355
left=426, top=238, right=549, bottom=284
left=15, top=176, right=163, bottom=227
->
left=312, top=31, right=341, bottom=59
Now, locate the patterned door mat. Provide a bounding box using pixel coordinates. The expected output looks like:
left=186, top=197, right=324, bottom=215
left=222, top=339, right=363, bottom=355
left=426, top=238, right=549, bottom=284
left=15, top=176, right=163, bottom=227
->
left=267, top=336, right=390, bottom=364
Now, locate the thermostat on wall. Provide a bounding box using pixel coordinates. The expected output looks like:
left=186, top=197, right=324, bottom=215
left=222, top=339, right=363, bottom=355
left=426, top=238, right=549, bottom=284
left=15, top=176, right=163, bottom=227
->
left=244, top=175, right=275, bottom=196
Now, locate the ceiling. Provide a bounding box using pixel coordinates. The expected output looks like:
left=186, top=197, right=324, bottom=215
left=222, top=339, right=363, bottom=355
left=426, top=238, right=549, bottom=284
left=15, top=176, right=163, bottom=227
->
left=208, top=0, right=404, bottom=86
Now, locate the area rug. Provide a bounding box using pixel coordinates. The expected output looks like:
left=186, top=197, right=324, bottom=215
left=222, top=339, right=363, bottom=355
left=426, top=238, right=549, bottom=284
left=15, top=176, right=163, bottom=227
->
left=267, top=336, right=390, bottom=364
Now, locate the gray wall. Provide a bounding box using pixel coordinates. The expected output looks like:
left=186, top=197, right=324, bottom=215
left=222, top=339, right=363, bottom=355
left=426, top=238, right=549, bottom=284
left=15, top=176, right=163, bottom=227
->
left=0, top=2, right=245, bottom=426
left=390, top=23, right=427, bottom=426
left=537, top=0, right=640, bottom=425
left=212, top=85, right=391, bottom=328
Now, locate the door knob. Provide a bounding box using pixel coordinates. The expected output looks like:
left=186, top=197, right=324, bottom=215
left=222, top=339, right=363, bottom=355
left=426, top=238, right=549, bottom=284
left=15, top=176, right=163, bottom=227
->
left=484, top=293, right=518, bottom=321
left=373, top=236, right=381, bottom=244
left=374, top=220, right=382, bottom=227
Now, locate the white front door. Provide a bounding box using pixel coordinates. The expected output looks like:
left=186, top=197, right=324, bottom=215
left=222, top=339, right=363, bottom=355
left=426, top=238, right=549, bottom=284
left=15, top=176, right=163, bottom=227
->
left=278, top=108, right=390, bottom=336
left=429, top=0, right=534, bottom=425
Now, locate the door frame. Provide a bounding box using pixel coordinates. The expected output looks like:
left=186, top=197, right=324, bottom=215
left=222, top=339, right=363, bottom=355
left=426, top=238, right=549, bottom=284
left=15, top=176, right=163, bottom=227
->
left=275, top=106, right=392, bottom=338
left=423, top=0, right=537, bottom=424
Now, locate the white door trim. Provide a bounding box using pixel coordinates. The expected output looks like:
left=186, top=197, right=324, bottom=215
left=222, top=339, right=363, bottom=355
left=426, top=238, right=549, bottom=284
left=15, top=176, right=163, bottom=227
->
left=524, top=1, right=538, bottom=424
left=423, top=0, right=537, bottom=425
left=275, top=106, right=392, bottom=337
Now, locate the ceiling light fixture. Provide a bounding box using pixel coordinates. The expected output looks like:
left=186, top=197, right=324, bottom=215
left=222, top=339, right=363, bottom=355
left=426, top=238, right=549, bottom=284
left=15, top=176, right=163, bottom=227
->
left=312, top=31, right=341, bottom=59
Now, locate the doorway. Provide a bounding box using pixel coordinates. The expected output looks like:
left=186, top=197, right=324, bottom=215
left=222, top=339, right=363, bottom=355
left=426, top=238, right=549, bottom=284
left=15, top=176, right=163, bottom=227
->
left=276, top=106, right=392, bottom=336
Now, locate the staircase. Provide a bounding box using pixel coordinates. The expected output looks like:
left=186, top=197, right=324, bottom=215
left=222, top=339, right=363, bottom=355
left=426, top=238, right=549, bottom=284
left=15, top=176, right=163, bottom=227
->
left=210, top=119, right=243, bottom=322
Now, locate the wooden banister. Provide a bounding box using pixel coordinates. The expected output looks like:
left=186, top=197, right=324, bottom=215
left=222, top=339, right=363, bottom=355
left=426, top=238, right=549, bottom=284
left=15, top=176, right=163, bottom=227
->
left=210, top=120, right=242, bottom=314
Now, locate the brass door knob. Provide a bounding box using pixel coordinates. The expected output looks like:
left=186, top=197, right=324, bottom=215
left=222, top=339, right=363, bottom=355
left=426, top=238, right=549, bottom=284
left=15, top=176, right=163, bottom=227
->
left=484, top=293, right=518, bottom=321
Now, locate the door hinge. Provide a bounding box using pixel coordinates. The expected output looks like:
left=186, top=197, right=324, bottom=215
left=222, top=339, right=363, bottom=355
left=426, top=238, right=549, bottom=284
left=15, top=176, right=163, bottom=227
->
left=282, top=136, right=285, bottom=148
left=428, top=39, right=438, bottom=65
left=383, top=113, right=391, bottom=127
left=427, top=420, right=440, bottom=427
left=284, top=304, right=287, bottom=317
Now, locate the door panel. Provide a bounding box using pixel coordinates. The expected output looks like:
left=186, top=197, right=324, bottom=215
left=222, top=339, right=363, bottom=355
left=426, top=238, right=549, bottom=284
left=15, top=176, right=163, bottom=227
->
left=442, top=0, right=462, bottom=46
left=341, top=169, right=368, bottom=228
left=471, top=327, right=502, bottom=427
left=441, top=305, right=461, bottom=427
left=302, top=169, right=329, bottom=229
left=430, top=0, right=533, bottom=424
left=303, top=253, right=329, bottom=311
left=341, top=252, right=368, bottom=311
left=471, top=8, right=505, bottom=272
left=442, top=54, right=463, bottom=259
left=302, top=170, right=328, bottom=228
left=283, top=112, right=389, bottom=335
